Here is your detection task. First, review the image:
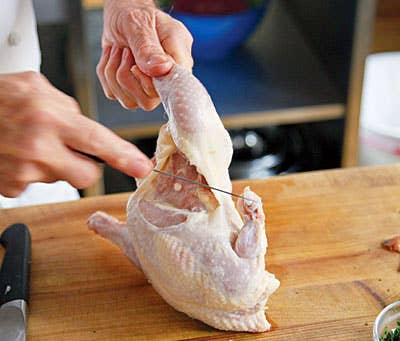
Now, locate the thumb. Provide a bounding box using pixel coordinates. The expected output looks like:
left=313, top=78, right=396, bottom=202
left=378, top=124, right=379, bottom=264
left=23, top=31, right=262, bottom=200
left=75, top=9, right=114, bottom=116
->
left=126, top=11, right=173, bottom=77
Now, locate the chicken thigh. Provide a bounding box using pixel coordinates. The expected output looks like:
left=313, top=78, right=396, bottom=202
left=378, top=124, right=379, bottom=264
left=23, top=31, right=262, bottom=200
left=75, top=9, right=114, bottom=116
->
left=88, top=65, right=279, bottom=332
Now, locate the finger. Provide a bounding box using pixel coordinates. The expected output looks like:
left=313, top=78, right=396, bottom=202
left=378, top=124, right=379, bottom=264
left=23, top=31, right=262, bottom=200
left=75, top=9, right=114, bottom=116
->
left=96, top=46, right=115, bottom=99
left=0, top=179, right=29, bottom=198
left=0, top=154, right=49, bottom=183
left=0, top=146, right=98, bottom=190
left=130, top=65, right=158, bottom=98
left=161, top=35, right=194, bottom=70
left=125, top=9, right=173, bottom=77
left=157, top=15, right=194, bottom=70
left=61, top=115, right=153, bottom=178
left=50, top=147, right=103, bottom=189
left=105, top=46, right=139, bottom=109
left=117, top=50, right=159, bottom=111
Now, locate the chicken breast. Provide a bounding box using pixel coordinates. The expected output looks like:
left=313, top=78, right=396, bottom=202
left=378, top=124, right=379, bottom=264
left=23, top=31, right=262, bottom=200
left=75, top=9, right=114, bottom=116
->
left=88, top=65, right=279, bottom=332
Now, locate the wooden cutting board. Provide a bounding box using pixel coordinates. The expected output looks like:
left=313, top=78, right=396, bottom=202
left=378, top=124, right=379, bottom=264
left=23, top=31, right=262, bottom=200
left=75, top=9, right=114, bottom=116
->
left=1, top=165, right=399, bottom=340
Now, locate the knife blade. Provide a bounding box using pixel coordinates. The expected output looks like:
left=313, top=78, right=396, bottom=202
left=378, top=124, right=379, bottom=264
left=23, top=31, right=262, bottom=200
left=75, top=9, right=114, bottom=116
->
left=76, top=151, right=257, bottom=203
left=0, top=224, right=31, bottom=341
left=152, top=169, right=257, bottom=203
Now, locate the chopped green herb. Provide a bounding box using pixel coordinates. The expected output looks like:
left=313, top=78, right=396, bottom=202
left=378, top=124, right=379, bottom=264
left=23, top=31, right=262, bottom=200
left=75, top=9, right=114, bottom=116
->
left=380, top=320, right=400, bottom=341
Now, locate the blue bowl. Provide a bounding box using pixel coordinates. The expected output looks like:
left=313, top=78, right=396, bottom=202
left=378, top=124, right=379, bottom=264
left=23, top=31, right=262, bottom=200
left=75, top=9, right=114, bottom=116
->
left=171, top=3, right=268, bottom=60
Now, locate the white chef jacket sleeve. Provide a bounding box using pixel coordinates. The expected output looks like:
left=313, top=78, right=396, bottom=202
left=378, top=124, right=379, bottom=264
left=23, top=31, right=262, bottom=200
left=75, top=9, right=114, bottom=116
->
left=0, top=0, right=80, bottom=208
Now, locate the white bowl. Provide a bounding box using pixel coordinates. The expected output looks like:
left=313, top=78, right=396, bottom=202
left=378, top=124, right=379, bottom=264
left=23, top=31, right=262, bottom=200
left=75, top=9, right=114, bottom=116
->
left=373, top=301, right=400, bottom=340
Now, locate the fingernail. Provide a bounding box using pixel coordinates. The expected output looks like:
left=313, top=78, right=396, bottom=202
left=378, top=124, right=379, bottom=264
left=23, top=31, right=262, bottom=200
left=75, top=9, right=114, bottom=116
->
left=130, top=66, right=142, bottom=85
left=131, top=67, right=153, bottom=97
left=147, top=54, right=170, bottom=65
left=111, top=46, right=119, bottom=55
left=106, top=92, right=115, bottom=100
left=134, top=158, right=153, bottom=178
left=122, top=48, right=129, bottom=60
left=104, top=45, right=112, bottom=55
left=142, top=83, right=153, bottom=97
left=130, top=65, right=139, bottom=76
left=130, top=67, right=142, bottom=82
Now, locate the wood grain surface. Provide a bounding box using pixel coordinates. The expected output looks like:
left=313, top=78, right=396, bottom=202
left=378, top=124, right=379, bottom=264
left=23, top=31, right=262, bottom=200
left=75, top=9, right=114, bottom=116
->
left=1, top=165, right=399, bottom=340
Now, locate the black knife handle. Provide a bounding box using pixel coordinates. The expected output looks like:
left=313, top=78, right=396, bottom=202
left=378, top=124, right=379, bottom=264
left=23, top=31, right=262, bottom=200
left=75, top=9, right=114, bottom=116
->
left=0, top=223, right=31, bottom=305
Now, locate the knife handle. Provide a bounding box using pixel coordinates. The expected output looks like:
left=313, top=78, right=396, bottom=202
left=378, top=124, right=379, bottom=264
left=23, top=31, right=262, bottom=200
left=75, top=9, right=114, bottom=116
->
left=0, top=223, right=31, bottom=306
left=76, top=150, right=104, bottom=164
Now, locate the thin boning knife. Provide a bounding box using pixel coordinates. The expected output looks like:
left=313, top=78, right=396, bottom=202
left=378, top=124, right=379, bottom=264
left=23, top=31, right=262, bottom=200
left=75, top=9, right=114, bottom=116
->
left=77, top=151, right=257, bottom=203
left=152, top=169, right=257, bottom=203
left=0, top=224, right=31, bottom=341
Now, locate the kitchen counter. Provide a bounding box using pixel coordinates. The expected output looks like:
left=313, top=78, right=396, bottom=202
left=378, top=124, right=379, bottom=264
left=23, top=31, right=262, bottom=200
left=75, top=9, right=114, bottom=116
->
left=1, top=164, right=399, bottom=340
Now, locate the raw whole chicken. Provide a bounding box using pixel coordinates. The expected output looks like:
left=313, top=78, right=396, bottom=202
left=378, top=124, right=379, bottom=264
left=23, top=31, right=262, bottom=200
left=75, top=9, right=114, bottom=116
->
left=87, top=65, right=279, bottom=332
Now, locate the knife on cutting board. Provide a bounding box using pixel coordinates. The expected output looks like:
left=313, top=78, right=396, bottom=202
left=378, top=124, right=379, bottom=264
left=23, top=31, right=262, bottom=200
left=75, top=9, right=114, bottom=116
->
left=0, top=224, right=31, bottom=341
